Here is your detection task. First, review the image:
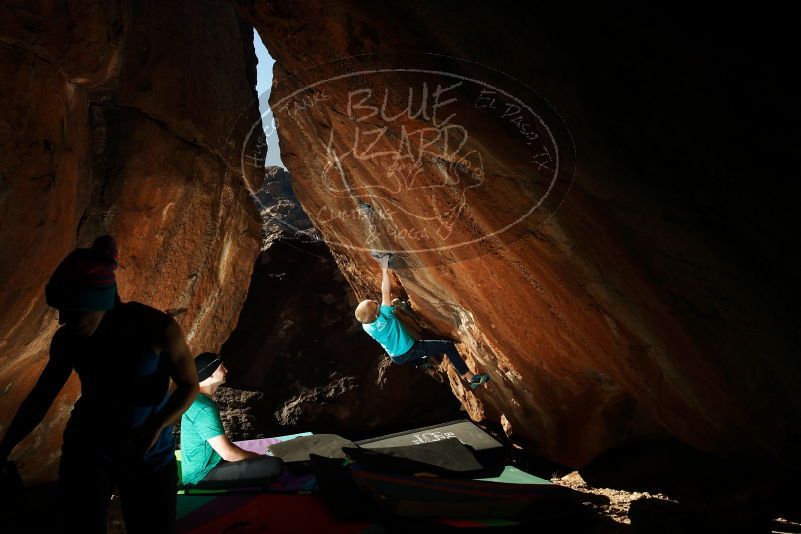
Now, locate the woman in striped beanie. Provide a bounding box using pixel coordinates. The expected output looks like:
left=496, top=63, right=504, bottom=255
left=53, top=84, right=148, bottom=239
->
left=44, top=234, right=120, bottom=337
left=0, top=235, right=199, bottom=534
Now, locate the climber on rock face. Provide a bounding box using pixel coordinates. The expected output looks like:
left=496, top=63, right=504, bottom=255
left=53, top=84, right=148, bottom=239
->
left=179, top=352, right=284, bottom=489
left=354, top=253, right=490, bottom=389
left=0, top=235, right=199, bottom=534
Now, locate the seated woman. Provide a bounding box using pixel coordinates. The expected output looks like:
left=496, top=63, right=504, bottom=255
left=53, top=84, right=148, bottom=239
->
left=180, top=353, right=284, bottom=488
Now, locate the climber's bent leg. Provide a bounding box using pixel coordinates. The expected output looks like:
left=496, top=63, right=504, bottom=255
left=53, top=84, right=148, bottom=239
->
left=392, top=339, right=470, bottom=376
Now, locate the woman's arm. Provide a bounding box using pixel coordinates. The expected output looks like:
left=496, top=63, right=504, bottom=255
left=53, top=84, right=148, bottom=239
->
left=207, top=435, right=261, bottom=461
left=0, top=334, right=73, bottom=461
left=132, top=318, right=198, bottom=455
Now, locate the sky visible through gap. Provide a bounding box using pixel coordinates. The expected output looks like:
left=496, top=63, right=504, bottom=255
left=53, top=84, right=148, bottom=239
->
left=254, top=30, right=285, bottom=169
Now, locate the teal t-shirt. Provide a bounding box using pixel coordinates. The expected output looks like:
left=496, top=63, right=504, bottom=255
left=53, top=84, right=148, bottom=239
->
left=362, top=305, right=415, bottom=357
left=180, top=394, right=224, bottom=485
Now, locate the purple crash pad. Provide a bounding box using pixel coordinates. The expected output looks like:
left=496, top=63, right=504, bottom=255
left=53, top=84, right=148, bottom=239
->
left=234, top=432, right=313, bottom=455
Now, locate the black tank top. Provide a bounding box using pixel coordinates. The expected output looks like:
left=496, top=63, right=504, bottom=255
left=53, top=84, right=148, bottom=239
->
left=60, top=302, right=174, bottom=470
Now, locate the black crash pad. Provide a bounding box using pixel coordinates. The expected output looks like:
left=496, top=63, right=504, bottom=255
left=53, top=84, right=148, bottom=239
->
left=343, top=438, right=483, bottom=476
left=355, top=420, right=502, bottom=451
left=267, top=434, right=356, bottom=462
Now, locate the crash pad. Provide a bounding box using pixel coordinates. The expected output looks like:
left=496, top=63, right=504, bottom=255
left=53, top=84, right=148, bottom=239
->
left=309, top=455, right=525, bottom=528
left=477, top=465, right=552, bottom=485
left=355, top=419, right=502, bottom=451
left=343, top=438, right=483, bottom=475
left=267, top=434, right=356, bottom=462
left=348, top=463, right=570, bottom=518
left=235, top=432, right=313, bottom=454
left=176, top=493, right=374, bottom=533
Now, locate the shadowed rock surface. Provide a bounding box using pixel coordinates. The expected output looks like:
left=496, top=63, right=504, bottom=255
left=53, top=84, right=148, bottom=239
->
left=255, top=165, right=319, bottom=244
left=222, top=167, right=463, bottom=438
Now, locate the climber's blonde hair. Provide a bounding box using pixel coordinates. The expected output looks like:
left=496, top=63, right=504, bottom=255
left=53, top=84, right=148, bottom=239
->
left=355, top=299, right=379, bottom=324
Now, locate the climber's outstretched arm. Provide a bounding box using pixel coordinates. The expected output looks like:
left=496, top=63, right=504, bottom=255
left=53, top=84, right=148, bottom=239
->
left=381, top=266, right=393, bottom=306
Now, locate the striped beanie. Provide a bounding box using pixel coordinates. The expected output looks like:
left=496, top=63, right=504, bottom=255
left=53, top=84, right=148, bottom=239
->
left=45, top=235, right=119, bottom=311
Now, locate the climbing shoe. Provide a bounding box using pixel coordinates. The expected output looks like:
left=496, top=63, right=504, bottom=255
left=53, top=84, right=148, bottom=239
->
left=469, top=374, right=490, bottom=389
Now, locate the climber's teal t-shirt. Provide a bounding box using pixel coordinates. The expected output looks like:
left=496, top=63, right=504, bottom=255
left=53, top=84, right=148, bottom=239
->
left=363, top=305, right=415, bottom=357
left=180, top=394, right=224, bottom=485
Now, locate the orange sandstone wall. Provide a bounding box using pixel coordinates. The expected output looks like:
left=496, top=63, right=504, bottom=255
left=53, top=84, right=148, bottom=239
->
left=233, top=1, right=801, bottom=467
left=0, top=1, right=262, bottom=483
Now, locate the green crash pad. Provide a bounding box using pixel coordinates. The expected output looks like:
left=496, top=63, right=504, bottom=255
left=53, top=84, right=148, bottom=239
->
left=477, top=465, right=552, bottom=485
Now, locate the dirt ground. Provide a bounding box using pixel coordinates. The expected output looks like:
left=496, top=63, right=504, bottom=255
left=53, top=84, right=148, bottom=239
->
left=550, top=470, right=801, bottom=533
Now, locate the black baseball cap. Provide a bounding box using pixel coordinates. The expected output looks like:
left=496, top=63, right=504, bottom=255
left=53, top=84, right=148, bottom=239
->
left=195, top=352, right=222, bottom=382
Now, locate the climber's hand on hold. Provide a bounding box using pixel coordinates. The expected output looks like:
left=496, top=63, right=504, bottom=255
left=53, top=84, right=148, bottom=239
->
left=370, top=250, right=393, bottom=270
